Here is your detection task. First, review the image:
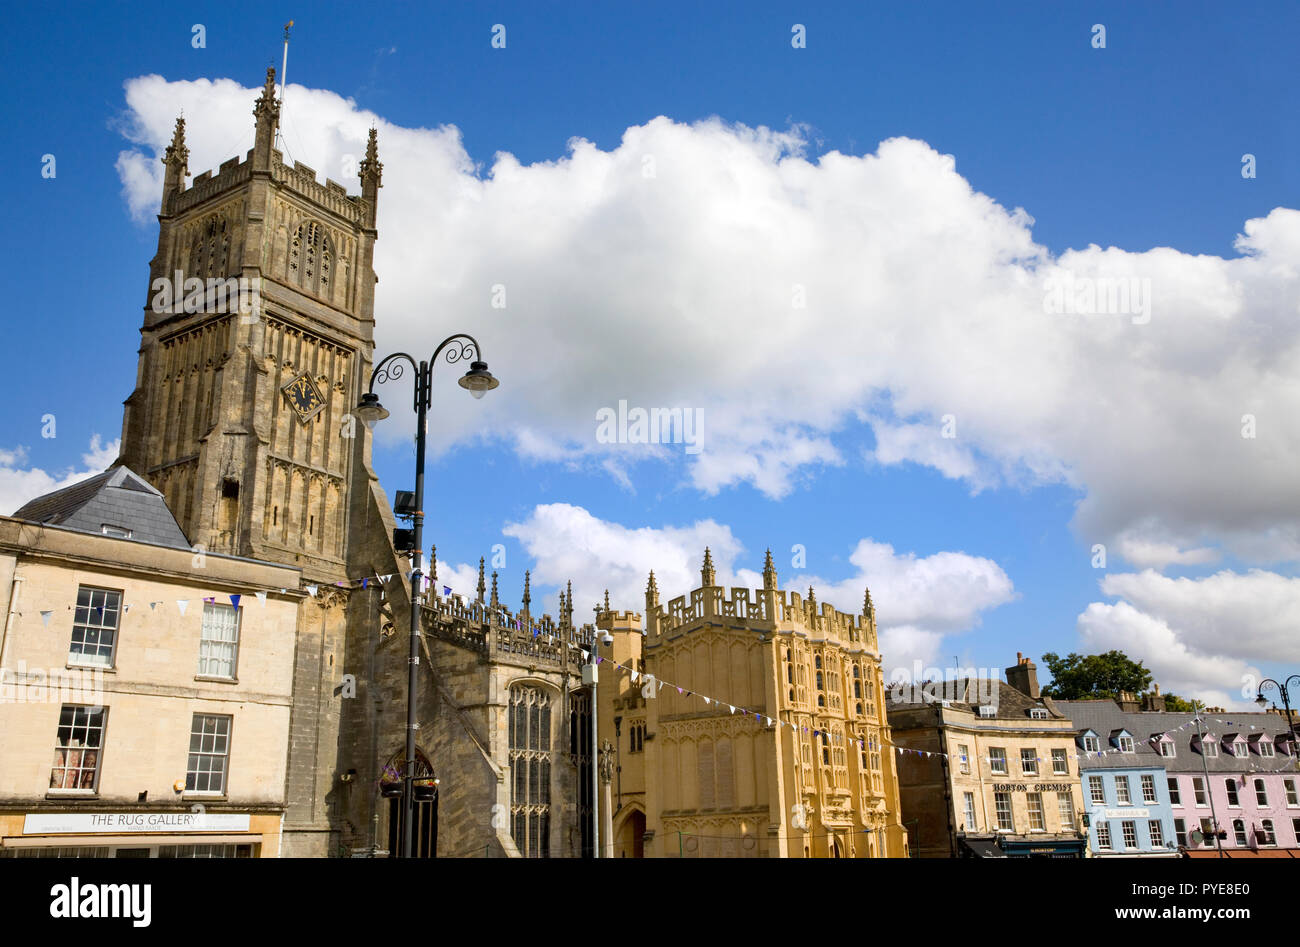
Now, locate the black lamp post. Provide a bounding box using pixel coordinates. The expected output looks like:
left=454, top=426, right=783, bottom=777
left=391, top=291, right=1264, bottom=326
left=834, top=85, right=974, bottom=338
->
left=355, top=334, right=498, bottom=858
left=1256, top=675, right=1300, bottom=768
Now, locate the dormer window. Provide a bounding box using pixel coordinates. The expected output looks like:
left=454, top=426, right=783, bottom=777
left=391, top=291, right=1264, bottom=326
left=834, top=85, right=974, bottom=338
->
left=1253, top=736, right=1275, bottom=758
left=100, top=524, right=132, bottom=539
left=1082, top=731, right=1100, bottom=753
left=1029, top=708, right=1048, bottom=720
left=1194, top=735, right=1218, bottom=758
left=1111, top=729, right=1135, bottom=753
left=977, top=705, right=997, bottom=718
left=1157, top=738, right=1176, bottom=758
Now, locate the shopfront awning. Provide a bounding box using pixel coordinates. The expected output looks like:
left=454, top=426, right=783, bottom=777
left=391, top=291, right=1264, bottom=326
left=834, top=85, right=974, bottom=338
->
left=960, top=838, right=1008, bottom=858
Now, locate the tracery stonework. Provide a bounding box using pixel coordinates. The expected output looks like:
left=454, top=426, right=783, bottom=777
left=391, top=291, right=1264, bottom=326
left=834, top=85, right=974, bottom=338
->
left=594, top=549, right=909, bottom=858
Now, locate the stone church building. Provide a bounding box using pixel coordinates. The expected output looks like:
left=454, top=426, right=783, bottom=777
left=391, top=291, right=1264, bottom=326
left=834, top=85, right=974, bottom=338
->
left=109, top=67, right=603, bottom=857
left=7, top=68, right=907, bottom=858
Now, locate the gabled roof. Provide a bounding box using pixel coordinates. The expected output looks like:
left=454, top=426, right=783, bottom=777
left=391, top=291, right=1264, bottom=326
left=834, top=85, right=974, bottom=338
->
left=11, top=466, right=190, bottom=549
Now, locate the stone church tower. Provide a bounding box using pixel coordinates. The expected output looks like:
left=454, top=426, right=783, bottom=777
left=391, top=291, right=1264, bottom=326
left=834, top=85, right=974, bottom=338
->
left=117, top=68, right=412, bottom=857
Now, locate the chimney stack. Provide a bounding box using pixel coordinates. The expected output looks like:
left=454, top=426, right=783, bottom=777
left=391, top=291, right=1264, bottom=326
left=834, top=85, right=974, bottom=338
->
left=1116, top=690, right=1140, bottom=712
left=1141, top=683, right=1166, bottom=712
left=1005, top=653, right=1040, bottom=700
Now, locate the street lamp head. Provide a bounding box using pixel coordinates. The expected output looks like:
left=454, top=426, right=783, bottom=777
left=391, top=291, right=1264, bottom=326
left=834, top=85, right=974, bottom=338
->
left=354, top=392, right=390, bottom=428
left=1256, top=694, right=1268, bottom=707
left=458, top=360, right=499, bottom=400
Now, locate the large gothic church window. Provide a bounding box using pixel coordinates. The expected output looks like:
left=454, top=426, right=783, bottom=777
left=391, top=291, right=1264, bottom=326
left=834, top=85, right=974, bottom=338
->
left=288, top=221, right=333, bottom=300
left=509, top=685, right=551, bottom=857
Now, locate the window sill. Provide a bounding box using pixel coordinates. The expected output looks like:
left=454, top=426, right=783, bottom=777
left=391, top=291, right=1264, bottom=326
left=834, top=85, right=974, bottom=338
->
left=66, top=662, right=115, bottom=673
left=194, top=675, right=239, bottom=685
left=46, top=790, right=98, bottom=799
left=182, top=793, right=227, bottom=801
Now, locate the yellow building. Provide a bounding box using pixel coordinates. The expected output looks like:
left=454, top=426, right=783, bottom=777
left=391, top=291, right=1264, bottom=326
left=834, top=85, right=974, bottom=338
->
left=595, top=549, right=908, bottom=857
left=887, top=655, right=1088, bottom=858
left=0, top=468, right=301, bottom=857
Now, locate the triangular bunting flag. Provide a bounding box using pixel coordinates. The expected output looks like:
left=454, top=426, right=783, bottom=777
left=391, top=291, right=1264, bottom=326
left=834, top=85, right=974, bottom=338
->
left=229, top=594, right=241, bottom=609
left=630, top=670, right=639, bottom=683
left=149, top=602, right=157, bottom=611
left=123, top=604, right=132, bottom=613
left=305, top=585, right=318, bottom=597
left=40, top=610, right=52, bottom=627
left=177, top=600, right=189, bottom=616
left=580, top=650, right=589, bottom=661
left=255, top=591, right=267, bottom=608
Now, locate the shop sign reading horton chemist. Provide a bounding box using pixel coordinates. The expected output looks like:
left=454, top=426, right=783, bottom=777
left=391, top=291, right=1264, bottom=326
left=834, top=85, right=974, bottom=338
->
left=991, top=783, right=1074, bottom=793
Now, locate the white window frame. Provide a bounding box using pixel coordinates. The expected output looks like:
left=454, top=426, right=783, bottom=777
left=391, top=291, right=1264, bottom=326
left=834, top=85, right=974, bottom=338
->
left=69, top=585, right=123, bottom=668
left=1083, top=734, right=1100, bottom=753
left=185, top=713, right=232, bottom=795
left=1167, top=777, right=1180, bottom=805
left=1121, top=820, right=1138, bottom=849
left=1159, top=739, right=1176, bottom=758
left=1141, top=774, right=1158, bottom=804
left=1027, top=792, right=1045, bottom=832
left=994, top=792, right=1014, bottom=832
left=1193, top=777, right=1208, bottom=807
left=1051, top=748, right=1068, bottom=775
left=1284, top=778, right=1298, bottom=807
left=1057, top=792, right=1074, bottom=830
left=49, top=704, right=108, bottom=793
left=1096, top=821, right=1112, bottom=850
left=1020, top=748, right=1038, bottom=776
left=1148, top=819, right=1164, bottom=848
left=963, top=792, right=977, bottom=832
left=1255, top=779, right=1268, bottom=807
left=989, top=747, right=1007, bottom=775
left=1116, top=775, right=1132, bottom=806
left=1117, top=735, right=1135, bottom=754
left=198, top=603, right=241, bottom=680
left=1089, top=775, right=1106, bottom=805
left=957, top=743, right=970, bottom=775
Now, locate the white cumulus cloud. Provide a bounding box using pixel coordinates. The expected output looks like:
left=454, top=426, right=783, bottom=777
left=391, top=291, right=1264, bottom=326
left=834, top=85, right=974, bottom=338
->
left=0, top=436, right=121, bottom=517
left=113, top=74, right=1300, bottom=570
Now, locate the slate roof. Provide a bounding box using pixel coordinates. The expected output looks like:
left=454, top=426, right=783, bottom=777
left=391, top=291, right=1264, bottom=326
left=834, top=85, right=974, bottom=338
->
left=11, top=465, right=190, bottom=549
left=1055, top=700, right=1297, bottom=774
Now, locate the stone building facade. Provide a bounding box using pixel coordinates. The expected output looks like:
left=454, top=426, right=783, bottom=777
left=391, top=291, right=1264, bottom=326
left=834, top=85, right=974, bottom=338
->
left=99, top=69, right=607, bottom=857
left=0, top=475, right=301, bottom=857
left=595, top=550, right=909, bottom=857
left=888, top=655, right=1088, bottom=858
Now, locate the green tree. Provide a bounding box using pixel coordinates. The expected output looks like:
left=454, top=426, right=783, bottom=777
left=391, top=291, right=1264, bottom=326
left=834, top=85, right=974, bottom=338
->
left=1040, top=650, right=1153, bottom=700
left=1162, top=693, right=1196, bottom=712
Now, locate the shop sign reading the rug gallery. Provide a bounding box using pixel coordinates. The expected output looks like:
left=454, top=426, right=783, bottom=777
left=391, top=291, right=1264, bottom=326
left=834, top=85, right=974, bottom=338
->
left=23, top=812, right=250, bottom=834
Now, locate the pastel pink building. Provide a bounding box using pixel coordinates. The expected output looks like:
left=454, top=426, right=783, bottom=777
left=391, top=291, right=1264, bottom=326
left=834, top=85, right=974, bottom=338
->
left=1158, top=713, right=1300, bottom=858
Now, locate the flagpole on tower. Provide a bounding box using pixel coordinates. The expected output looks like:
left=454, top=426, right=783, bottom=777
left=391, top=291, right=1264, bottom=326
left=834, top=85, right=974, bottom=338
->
left=279, top=21, right=293, bottom=106
left=276, top=21, right=293, bottom=151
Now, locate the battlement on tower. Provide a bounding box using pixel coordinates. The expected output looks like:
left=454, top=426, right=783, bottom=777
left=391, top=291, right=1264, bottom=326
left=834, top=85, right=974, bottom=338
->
left=641, top=547, right=879, bottom=649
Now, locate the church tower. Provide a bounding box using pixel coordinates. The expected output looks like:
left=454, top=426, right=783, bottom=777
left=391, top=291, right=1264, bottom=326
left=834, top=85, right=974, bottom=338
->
left=118, top=68, right=412, bottom=857
left=120, top=68, right=385, bottom=572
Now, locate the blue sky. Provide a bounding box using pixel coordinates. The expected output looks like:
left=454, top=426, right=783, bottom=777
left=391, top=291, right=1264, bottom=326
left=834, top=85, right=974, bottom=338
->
left=3, top=1, right=1298, bottom=706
